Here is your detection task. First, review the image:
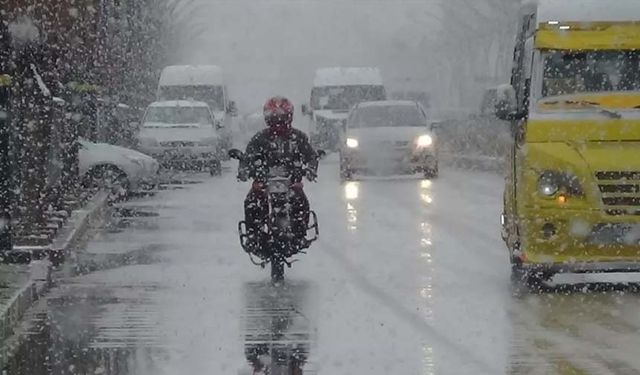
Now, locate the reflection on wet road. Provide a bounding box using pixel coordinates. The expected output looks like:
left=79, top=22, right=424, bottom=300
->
left=242, top=281, right=316, bottom=374
left=8, top=166, right=640, bottom=374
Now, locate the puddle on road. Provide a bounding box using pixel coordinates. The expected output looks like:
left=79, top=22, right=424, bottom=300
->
left=4, top=286, right=168, bottom=375
left=242, top=280, right=317, bottom=374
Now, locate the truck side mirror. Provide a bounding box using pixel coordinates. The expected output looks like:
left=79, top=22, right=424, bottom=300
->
left=494, top=84, right=518, bottom=121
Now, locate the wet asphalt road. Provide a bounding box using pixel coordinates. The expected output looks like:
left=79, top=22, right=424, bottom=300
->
left=9, top=160, right=640, bottom=375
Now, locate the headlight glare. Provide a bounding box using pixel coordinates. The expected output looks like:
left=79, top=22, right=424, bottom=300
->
left=539, top=180, right=559, bottom=196
left=416, top=134, right=433, bottom=147
left=346, top=138, right=359, bottom=148
left=538, top=170, right=583, bottom=197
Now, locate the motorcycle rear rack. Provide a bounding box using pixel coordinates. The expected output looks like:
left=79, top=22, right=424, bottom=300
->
left=238, top=210, right=320, bottom=265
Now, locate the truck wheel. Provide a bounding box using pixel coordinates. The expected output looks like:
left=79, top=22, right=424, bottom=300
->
left=511, top=264, right=551, bottom=295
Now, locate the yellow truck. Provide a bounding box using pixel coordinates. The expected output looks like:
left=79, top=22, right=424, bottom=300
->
left=495, top=0, right=640, bottom=286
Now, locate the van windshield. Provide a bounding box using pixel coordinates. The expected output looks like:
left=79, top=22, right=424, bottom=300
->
left=350, top=105, right=425, bottom=128
left=158, top=86, right=225, bottom=111
left=542, top=51, right=640, bottom=98
left=311, top=85, right=386, bottom=111
left=143, top=106, right=213, bottom=127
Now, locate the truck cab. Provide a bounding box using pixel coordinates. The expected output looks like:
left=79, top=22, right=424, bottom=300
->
left=302, top=67, right=387, bottom=151
left=497, top=0, right=640, bottom=284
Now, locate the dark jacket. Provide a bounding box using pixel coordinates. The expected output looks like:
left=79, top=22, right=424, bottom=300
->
left=240, top=128, right=318, bottom=182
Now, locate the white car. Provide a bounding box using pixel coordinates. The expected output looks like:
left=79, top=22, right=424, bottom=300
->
left=79, top=139, right=159, bottom=194
left=137, top=100, right=223, bottom=175
left=339, top=100, right=439, bottom=179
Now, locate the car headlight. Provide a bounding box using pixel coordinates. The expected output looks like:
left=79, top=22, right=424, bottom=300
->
left=538, top=170, right=583, bottom=197
left=138, top=137, right=158, bottom=147
left=346, top=138, right=359, bottom=148
left=416, top=134, right=433, bottom=147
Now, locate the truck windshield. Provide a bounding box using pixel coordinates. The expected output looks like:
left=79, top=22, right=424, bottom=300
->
left=542, top=51, right=640, bottom=98
left=311, top=85, right=386, bottom=111
left=144, top=106, right=213, bottom=127
left=350, top=105, right=425, bottom=128
left=158, top=86, right=225, bottom=111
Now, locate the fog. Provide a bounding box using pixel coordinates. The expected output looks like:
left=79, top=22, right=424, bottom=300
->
left=170, top=0, right=447, bottom=112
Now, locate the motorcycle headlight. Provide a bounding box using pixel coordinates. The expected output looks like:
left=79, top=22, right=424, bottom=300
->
left=538, top=170, right=583, bottom=197
left=416, top=134, right=433, bottom=148
left=346, top=138, right=359, bottom=148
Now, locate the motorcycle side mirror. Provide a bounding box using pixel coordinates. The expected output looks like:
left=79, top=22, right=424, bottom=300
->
left=316, top=149, right=327, bottom=159
left=228, top=148, right=244, bottom=160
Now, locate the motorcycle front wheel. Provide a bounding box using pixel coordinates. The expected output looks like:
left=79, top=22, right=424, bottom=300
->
left=271, top=258, right=285, bottom=283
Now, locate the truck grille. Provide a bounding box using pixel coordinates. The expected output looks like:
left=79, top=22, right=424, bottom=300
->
left=596, top=171, right=640, bottom=215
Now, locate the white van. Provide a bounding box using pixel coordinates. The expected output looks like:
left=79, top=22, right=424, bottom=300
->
left=302, top=67, right=387, bottom=151
left=157, top=65, right=236, bottom=152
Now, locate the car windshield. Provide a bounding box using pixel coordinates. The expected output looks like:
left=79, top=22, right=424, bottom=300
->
left=350, top=105, right=425, bottom=128
left=157, top=85, right=225, bottom=111
left=143, top=106, right=213, bottom=126
left=542, top=50, right=640, bottom=98
left=311, top=85, right=386, bottom=110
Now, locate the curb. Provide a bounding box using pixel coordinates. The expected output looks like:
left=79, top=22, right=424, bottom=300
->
left=0, top=190, right=110, bottom=368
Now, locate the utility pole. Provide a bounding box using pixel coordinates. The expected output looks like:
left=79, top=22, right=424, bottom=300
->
left=0, top=74, right=13, bottom=253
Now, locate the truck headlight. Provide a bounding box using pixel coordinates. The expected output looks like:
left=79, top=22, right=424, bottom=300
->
left=346, top=138, right=359, bottom=148
left=538, top=170, right=583, bottom=197
left=538, top=173, right=559, bottom=196
left=416, top=134, right=433, bottom=147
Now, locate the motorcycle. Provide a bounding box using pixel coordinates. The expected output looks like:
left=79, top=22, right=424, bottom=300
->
left=228, top=148, right=324, bottom=282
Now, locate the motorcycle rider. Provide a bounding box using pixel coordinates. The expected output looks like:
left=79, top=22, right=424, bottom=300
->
left=238, top=96, right=319, bottom=255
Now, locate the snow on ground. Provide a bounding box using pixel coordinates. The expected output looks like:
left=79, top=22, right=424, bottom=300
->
left=45, top=161, right=640, bottom=375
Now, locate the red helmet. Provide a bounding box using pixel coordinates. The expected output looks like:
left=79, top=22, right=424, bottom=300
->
left=264, top=96, right=294, bottom=135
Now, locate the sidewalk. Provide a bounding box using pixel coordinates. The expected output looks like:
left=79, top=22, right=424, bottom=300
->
left=0, top=190, right=110, bottom=368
